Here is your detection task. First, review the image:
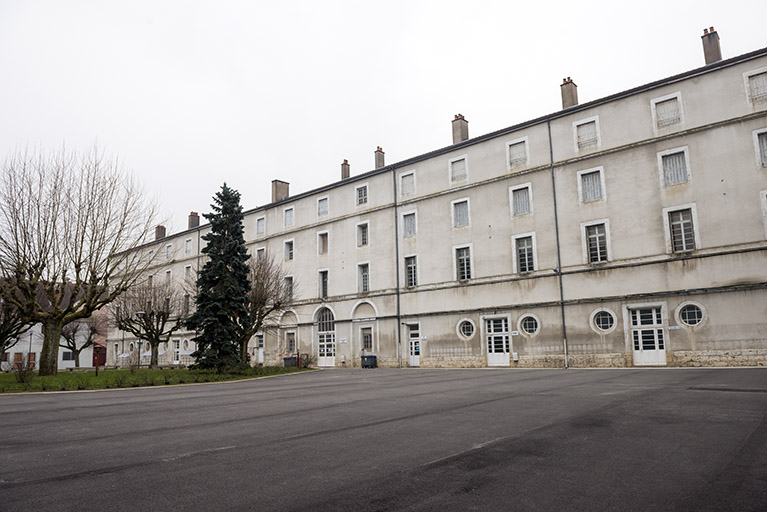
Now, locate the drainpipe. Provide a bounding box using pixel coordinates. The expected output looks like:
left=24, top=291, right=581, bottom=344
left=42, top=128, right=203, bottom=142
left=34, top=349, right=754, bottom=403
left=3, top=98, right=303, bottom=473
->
left=392, top=167, right=402, bottom=369
left=547, top=119, right=569, bottom=369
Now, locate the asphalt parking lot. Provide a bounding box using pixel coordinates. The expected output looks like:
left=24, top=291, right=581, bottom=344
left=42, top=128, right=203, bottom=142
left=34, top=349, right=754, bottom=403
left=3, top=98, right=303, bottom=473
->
left=1, top=367, right=765, bottom=511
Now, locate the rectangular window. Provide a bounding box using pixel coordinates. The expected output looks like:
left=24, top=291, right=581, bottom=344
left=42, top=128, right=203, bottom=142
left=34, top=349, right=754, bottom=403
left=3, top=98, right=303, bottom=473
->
left=356, top=185, right=368, bottom=205
left=256, top=334, right=264, bottom=349
left=357, top=223, right=369, bottom=247
left=576, top=120, right=598, bottom=151
left=662, top=151, right=688, bottom=186
left=668, top=209, right=695, bottom=252
left=284, top=208, right=294, bottom=227
left=256, top=247, right=265, bottom=260
left=630, top=307, right=665, bottom=351
left=405, top=256, right=417, bottom=287
left=318, top=232, right=328, bottom=255
left=184, top=265, right=192, bottom=281
left=655, top=97, right=681, bottom=128
left=183, top=294, right=190, bottom=316
left=165, top=270, right=171, bottom=284
left=284, top=240, right=294, bottom=261
left=173, top=340, right=180, bottom=363
left=515, top=236, right=534, bottom=273
left=361, top=327, right=373, bottom=351
left=358, top=263, right=370, bottom=293
left=586, top=223, right=608, bottom=263
left=580, top=170, right=603, bottom=202
left=748, top=71, right=767, bottom=104
left=147, top=274, right=153, bottom=287
left=401, top=172, right=415, bottom=196
left=758, top=132, right=767, bottom=167
left=450, top=157, right=468, bottom=183
left=286, top=332, right=296, bottom=353
left=62, top=351, right=74, bottom=361
left=166, top=244, right=172, bottom=259
left=508, top=140, right=527, bottom=169
left=452, top=199, right=470, bottom=228
left=455, top=246, right=472, bottom=281
left=509, top=184, right=532, bottom=217
left=403, top=212, right=416, bottom=238
left=319, top=270, right=329, bottom=299
left=185, top=239, right=192, bottom=254
left=317, top=197, right=328, bottom=217
left=283, top=276, right=293, bottom=302
left=256, top=217, right=266, bottom=236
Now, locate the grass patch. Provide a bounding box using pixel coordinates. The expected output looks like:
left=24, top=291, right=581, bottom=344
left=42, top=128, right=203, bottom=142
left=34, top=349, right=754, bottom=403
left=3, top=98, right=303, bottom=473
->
left=0, top=366, right=311, bottom=393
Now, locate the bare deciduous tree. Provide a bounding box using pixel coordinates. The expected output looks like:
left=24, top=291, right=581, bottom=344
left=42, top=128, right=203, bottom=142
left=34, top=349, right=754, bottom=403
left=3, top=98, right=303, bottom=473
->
left=0, top=298, right=33, bottom=370
left=59, top=309, right=106, bottom=368
left=0, top=146, right=157, bottom=375
left=112, top=280, right=185, bottom=367
left=235, top=253, right=293, bottom=362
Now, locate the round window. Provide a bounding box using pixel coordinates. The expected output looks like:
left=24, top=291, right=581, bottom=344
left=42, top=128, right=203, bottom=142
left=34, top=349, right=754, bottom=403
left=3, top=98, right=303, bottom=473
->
left=459, top=320, right=474, bottom=338
left=594, top=311, right=615, bottom=331
left=521, top=315, right=539, bottom=335
left=680, top=304, right=703, bottom=326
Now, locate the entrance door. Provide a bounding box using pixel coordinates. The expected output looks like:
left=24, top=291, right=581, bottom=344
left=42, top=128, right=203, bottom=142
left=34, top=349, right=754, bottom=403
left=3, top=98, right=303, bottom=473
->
left=318, top=333, right=336, bottom=367
left=255, top=334, right=264, bottom=364
left=407, top=324, right=420, bottom=367
left=486, top=318, right=510, bottom=366
left=630, top=307, right=667, bottom=366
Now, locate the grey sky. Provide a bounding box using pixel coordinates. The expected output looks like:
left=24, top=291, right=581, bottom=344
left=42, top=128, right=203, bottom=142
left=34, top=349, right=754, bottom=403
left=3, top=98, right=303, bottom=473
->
left=2, top=0, right=765, bottom=233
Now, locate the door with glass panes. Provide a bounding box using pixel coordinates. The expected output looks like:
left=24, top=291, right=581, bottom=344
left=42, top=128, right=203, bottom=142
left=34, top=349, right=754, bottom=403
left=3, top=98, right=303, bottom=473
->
left=486, top=317, right=510, bottom=366
left=316, top=308, right=336, bottom=367
left=630, top=307, right=667, bottom=366
left=407, top=323, right=420, bottom=367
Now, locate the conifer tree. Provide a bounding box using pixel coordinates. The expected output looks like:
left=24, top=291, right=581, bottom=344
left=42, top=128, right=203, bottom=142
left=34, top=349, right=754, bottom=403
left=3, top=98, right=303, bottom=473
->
left=186, top=184, right=250, bottom=369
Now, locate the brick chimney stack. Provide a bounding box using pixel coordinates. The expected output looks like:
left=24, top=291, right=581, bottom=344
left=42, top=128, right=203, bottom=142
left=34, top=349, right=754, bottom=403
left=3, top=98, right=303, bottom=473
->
left=188, top=212, right=199, bottom=229
left=702, top=26, right=722, bottom=65
left=374, top=147, right=385, bottom=169
left=560, top=77, right=578, bottom=109
left=155, top=225, right=166, bottom=240
left=452, top=114, right=469, bottom=144
left=341, top=159, right=350, bottom=179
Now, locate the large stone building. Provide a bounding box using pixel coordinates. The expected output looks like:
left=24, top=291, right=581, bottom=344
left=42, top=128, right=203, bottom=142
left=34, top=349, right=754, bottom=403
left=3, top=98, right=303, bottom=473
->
left=108, top=29, right=767, bottom=369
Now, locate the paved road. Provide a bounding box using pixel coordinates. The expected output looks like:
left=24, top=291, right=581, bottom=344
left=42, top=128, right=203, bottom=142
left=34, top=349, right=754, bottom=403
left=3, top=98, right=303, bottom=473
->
left=1, top=368, right=766, bottom=511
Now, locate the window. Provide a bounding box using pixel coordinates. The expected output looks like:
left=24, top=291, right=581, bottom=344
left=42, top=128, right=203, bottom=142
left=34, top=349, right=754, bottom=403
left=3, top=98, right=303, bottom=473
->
left=403, top=212, right=417, bottom=238
left=754, top=129, right=767, bottom=167
left=356, top=184, right=368, bottom=206
left=520, top=315, right=539, bottom=335
left=165, top=270, right=172, bottom=284
left=578, top=168, right=604, bottom=203
left=185, top=239, right=192, bottom=254
left=658, top=148, right=690, bottom=186
left=630, top=306, right=665, bottom=350
left=455, top=245, right=472, bottom=281
left=651, top=93, right=683, bottom=130
left=183, top=339, right=189, bottom=351
left=679, top=304, right=703, bottom=326
left=593, top=310, right=615, bottom=332
left=284, top=240, right=294, bottom=261
left=584, top=222, right=609, bottom=263
left=256, top=334, right=264, bottom=348
left=510, top=184, right=532, bottom=217
left=450, top=156, right=468, bottom=183
left=452, top=199, right=470, bottom=228
left=148, top=250, right=154, bottom=261
left=458, top=320, right=475, bottom=339
left=515, top=236, right=535, bottom=273
left=405, top=255, right=417, bottom=287
left=507, top=138, right=528, bottom=170
left=283, top=276, right=293, bottom=302
left=746, top=69, right=767, bottom=105
left=318, top=232, right=328, bottom=255
left=400, top=171, right=416, bottom=196
left=284, top=207, right=294, bottom=227
left=361, top=327, right=373, bottom=351
left=358, top=263, right=370, bottom=293
left=256, top=247, right=266, bottom=260
left=62, top=351, right=74, bottom=361
left=666, top=207, right=696, bottom=253
left=317, top=197, right=328, bottom=217
left=166, top=244, right=172, bottom=259
left=357, top=222, right=369, bottom=247
left=286, top=332, right=296, bottom=353
left=147, top=274, right=153, bottom=287
left=574, top=117, right=600, bottom=152
left=319, top=270, right=329, bottom=299
left=183, top=294, right=190, bottom=316
left=173, top=340, right=180, bottom=363
left=256, top=217, right=266, bottom=236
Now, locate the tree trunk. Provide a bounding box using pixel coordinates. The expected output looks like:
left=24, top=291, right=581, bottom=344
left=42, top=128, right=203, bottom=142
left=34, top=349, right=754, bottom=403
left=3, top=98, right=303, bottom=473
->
left=74, top=350, right=80, bottom=368
left=239, top=339, right=248, bottom=364
left=39, top=321, right=63, bottom=376
left=150, top=343, right=159, bottom=367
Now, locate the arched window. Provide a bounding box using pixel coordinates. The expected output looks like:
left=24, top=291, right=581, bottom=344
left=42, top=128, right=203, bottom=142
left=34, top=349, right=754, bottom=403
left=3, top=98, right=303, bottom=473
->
left=316, top=307, right=336, bottom=365
left=318, top=307, right=335, bottom=332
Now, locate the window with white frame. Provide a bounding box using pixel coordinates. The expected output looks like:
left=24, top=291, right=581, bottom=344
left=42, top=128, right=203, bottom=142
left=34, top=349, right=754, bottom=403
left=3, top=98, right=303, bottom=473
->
left=256, top=217, right=266, bottom=236
left=148, top=249, right=154, bottom=261
left=163, top=269, right=170, bottom=284
left=173, top=340, right=180, bottom=363
left=455, top=245, right=472, bottom=281
left=286, top=331, right=296, bottom=353
left=284, top=207, right=294, bottom=227
left=452, top=199, right=470, bottom=228
left=318, top=232, right=328, bottom=255
left=183, top=294, right=190, bottom=316
left=356, top=184, right=368, bottom=206
left=284, top=240, right=294, bottom=261
left=583, top=221, right=609, bottom=263
left=184, top=265, right=192, bottom=282
left=574, top=118, right=599, bottom=152
left=358, top=263, right=370, bottom=293
left=361, top=327, right=373, bottom=351
left=519, top=315, right=540, bottom=336
left=256, top=247, right=266, bottom=260
left=745, top=69, right=767, bottom=105
left=754, top=129, right=767, bottom=167
left=317, top=197, right=329, bottom=217
left=449, top=156, right=468, bottom=183
left=318, top=270, right=329, bottom=299
left=509, top=184, right=532, bottom=217
left=400, top=171, right=416, bottom=196
left=515, top=236, right=535, bottom=273
left=507, top=138, right=528, bottom=170
left=578, top=168, right=605, bottom=203
left=185, top=238, right=192, bottom=254
left=402, top=212, right=417, bottom=238
left=165, top=244, right=172, bottom=259
left=658, top=147, right=690, bottom=186
left=357, top=222, right=369, bottom=247
left=405, top=255, right=417, bottom=287
left=666, top=207, right=696, bottom=253
left=651, top=93, right=683, bottom=129
left=283, top=276, right=293, bottom=302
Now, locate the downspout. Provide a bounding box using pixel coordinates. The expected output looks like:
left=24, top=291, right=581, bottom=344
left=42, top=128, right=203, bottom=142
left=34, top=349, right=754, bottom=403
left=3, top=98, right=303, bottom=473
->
left=392, top=167, right=402, bottom=369
left=547, top=119, right=569, bottom=369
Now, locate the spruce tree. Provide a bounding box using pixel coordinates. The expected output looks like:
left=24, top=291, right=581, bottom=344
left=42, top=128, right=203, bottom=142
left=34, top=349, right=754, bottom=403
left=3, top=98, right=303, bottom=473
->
left=186, top=184, right=251, bottom=369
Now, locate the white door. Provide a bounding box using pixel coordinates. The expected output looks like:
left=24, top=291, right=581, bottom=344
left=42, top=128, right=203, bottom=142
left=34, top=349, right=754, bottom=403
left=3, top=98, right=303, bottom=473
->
left=318, top=333, right=336, bottom=367
left=630, top=307, right=667, bottom=366
left=256, top=334, right=264, bottom=364
left=486, top=318, right=510, bottom=366
left=408, top=324, right=420, bottom=367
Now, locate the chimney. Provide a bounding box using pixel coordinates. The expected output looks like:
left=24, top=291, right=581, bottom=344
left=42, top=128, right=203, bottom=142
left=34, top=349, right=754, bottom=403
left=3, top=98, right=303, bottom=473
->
left=374, top=147, right=385, bottom=169
left=452, top=114, right=469, bottom=144
left=271, top=179, right=290, bottom=202
left=188, top=211, right=199, bottom=229
left=155, top=225, right=166, bottom=240
left=560, top=77, right=578, bottom=109
left=701, top=26, right=722, bottom=65
left=341, top=159, right=350, bottom=179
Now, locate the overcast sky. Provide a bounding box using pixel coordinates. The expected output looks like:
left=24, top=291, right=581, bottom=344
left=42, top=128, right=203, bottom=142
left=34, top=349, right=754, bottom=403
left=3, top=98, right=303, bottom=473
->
left=2, top=0, right=765, bottom=234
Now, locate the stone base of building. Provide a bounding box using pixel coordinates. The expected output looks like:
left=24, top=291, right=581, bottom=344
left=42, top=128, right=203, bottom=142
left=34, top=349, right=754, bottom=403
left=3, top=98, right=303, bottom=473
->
left=668, top=348, right=767, bottom=367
